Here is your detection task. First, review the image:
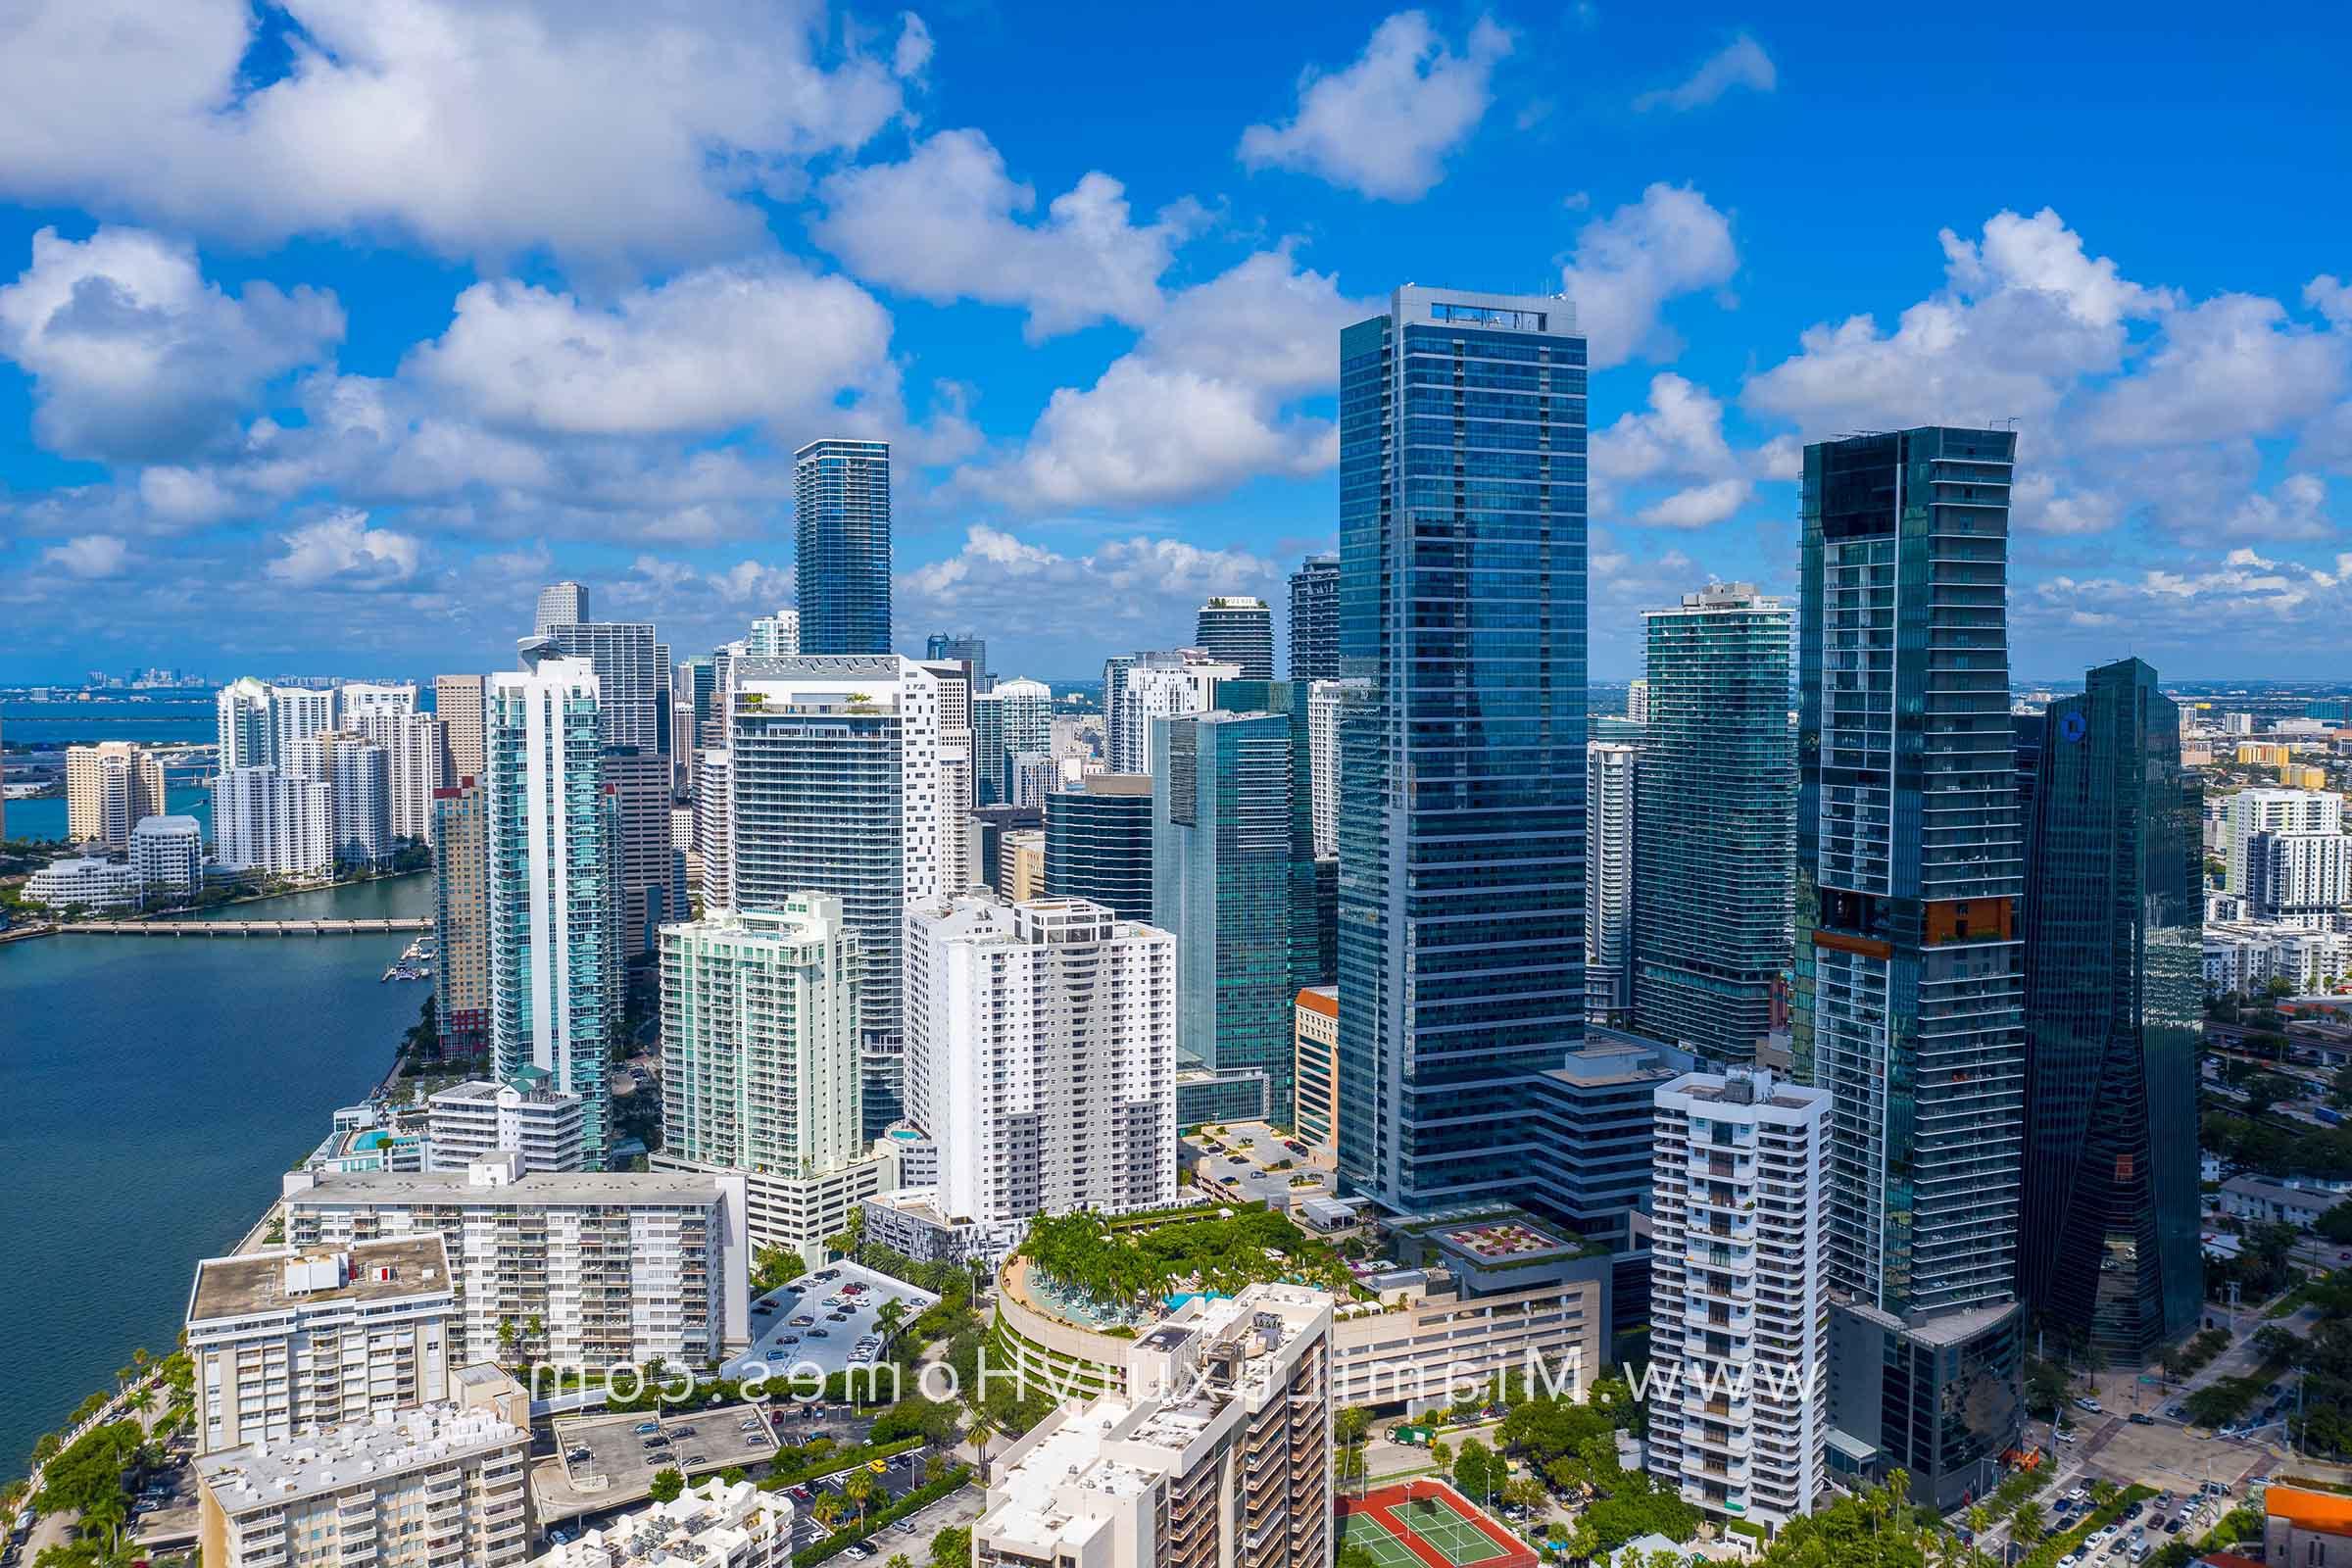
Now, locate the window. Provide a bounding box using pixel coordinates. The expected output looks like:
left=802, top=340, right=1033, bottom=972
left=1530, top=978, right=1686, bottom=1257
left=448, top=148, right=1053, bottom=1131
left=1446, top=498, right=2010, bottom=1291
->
left=1429, top=303, right=1547, bottom=331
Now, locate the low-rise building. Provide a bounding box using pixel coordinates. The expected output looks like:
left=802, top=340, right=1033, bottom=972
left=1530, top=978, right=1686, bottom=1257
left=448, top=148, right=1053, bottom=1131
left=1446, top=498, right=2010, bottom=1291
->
left=280, top=1155, right=749, bottom=1368
left=131, top=813, right=207, bottom=901
left=2219, top=1175, right=2336, bottom=1229
left=2205, top=920, right=2352, bottom=996
left=426, top=1071, right=586, bottom=1174
left=196, top=1390, right=533, bottom=1568
left=858, top=1186, right=1027, bottom=1269
left=24, top=854, right=143, bottom=911
left=2264, top=1484, right=2352, bottom=1568
left=185, top=1237, right=456, bottom=1454
left=976, top=1284, right=1334, bottom=1568
left=533, top=1477, right=794, bottom=1566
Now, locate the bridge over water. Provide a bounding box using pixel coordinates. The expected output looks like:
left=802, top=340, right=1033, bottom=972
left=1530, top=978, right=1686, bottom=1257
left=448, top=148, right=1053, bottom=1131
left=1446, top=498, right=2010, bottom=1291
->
left=68, top=917, right=432, bottom=937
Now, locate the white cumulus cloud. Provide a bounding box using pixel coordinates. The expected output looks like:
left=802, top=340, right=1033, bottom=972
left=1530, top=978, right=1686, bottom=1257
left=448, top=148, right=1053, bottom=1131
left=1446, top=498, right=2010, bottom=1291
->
left=0, top=226, right=342, bottom=462
left=0, top=0, right=916, bottom=275
left=265, top=511, right=423, bottom=589
left=39, top=533, right=130, bottom=578
left=815, top=128, right=1198, bottom=341
left=1238, top=13, right=1512, bottom=202
left=1558, top=184, right=1738, bottom=368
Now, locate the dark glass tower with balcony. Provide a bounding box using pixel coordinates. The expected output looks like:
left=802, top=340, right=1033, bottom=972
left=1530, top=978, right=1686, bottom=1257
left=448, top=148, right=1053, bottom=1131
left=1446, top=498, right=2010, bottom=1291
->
left=2020, top=659, right=2202, bottom=1364
left=1336, top=286, right=1588, bottom=1213
left=1632, top=584, right=1794, bottom=1058
left=795, top=438, right=893, bottom=655
left=1044, top=773, right=1154, bottom=921
left=1794, top=427, right=2025, bottom=1510
left=1289, top=555, right=1341, bottom=681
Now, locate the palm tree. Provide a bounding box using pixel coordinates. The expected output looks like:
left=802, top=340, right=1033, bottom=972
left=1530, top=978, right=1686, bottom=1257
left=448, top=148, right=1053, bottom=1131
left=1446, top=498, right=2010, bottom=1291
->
left=964, top=1409, right=1001, bottom=1468
left=812, top=1493, right=845, bottom=1535
left=888, top=1554, right=914, bottom=1568
left=875, top=1298, right=908, bottom=1344
left=2012, top=1501, right=2045, bottom=1549
left=844, top=1468, right=876, bottom=1530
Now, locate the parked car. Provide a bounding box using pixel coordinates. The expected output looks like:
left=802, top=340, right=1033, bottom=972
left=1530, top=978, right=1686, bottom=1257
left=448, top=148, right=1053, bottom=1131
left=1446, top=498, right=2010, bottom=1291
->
left=2076, top=1396, right=2103, bottom=1413
left=633, top=1422, right=661, bottom=1435
left=2129, top=1412, right=2155, bottom=1425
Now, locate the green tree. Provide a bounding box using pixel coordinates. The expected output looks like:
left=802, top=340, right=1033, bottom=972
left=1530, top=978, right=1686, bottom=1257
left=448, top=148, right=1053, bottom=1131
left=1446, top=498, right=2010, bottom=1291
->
left=875, top=1297, right=908, bottom=1342
left=2012, top=1501, right=2045, bottom=1548
left=1452, top=1439, right=1496, bottom=1506
left=647, top=1467, right=685, bottom=1503
left=1339, top=1548, right=1381, bottom=1568
left=929, top=1526, right=973, bottom=1568
left=964, top=1408, right=1000, bottom=1468
left=844, top=1468, right=876, bottom=1530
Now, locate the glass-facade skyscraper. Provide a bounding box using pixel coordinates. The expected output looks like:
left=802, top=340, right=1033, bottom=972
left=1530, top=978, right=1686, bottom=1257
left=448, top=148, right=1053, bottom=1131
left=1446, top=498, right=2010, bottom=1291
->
left=1195, top=596, right=1275, bottom=680
left=1632, top=583, right=1793, bottom=1057
left=2020, top=658, right=2202, bottom=1364
left=1152, top=683, right=1317, bottom=1127
left=1288, top=555, right=1340, bottom=681
left=1336, top=285, right=1588, bottom=1213
left=794, top=438, right=893, bottom=656
left=1044, top=773, right=1154, bottom=921
left=1794, top=426, right=2024, bottom=1510
left=486, top=649, right=619, bottom=1167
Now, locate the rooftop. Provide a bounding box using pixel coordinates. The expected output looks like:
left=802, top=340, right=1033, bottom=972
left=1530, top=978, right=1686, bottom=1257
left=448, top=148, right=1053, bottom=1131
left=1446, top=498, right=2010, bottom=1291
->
left=188, top=1237, right=451, bottom=1324
left=538, top=1478, right=794, bottom=1567
left=286, top=1165, right=727, bottom=1208
left=198, top=1403, right=525, bottom=1511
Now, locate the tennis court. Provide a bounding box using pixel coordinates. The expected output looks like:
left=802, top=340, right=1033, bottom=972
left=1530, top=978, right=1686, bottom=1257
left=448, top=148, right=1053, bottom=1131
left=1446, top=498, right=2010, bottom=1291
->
left=1338, top=1481, right=1536, bottom=1568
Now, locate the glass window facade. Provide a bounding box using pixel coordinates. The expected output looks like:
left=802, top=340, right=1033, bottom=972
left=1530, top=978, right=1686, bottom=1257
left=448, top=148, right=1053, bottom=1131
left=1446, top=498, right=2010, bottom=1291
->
left=1632, top=587, right=1793, bottom=1058
left=1794, top=427, right=2025, bottom=1509
left=794, top=439, right=893, bottom=656
left=2019, top=658, right=2203, bottom=1363
left=1152, top=687, right=1317, bottom=1127
left=1335, top=287, right=1589, bottom=1212
left=1044, top=775, right=1154, bottom=922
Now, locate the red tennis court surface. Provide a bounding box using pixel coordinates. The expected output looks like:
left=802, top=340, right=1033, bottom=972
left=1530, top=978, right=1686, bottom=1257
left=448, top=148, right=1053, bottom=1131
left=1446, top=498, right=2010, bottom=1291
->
left=1338, top=1480, right=1537, bottom=1568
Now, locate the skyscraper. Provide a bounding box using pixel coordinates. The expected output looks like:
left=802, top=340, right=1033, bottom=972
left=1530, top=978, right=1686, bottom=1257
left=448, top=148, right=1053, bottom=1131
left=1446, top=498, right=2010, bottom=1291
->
left=434, top=674, right=487, bottom=780
left=1152, top=687, right=1316, bottom=1130
left=356, top=710, right=445, bottom=843
left=1336, top=285, right=1587, bottom=1213
left=975, top=675, right=1053, bottom=803
left=1102, top=649, right=1239, bottom=774
left=291, top=729, right=393, bottom=870
left=535, top=579, right=589, bottom=632
left=905, top=895, right=1177, bottom=1226
left=1585, top=742, right=1637, bottom=1021
left=726, top=656, right=948, bottom=1138
left=661, top=896, right=864, bottom=1188
left=794, top=438, right=893, bottom=655
left=1044, top=774, right=1154, bottom=921
left=924, top=632, right=989, bottom=690
left=1793, top=426, right=2024, bottom=1509
left=66, top=741, right=167, bottom=848
left=1305, top=678, right=1371, bottom=859
left=217, top=677, right=332, bottom=771
left=432, top=778, right=491, bottom=1057
left=1195, top=596, right=1274, bottom=679
left=486, top=651, right=619, bottom=1167
left=539, top=619, right=662, bottom=752
left=1646, top=1067, right=1830, bottom=1532
left=2019, top=658, right=2202, bottom=1364
left=337, top=682, right=417, bottom=724
left=1632, top=584, right=1794, bottom=1058
left=748, top=610, right=801, bottom=658
left=1288, top=555, right=1341, bottom=681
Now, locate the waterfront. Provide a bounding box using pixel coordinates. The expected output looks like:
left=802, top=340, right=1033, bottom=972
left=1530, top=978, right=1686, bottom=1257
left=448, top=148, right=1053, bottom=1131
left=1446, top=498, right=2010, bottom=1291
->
left=0, top=872, right=432, bottom=1480
left=4, top=783, right=213, bottom=844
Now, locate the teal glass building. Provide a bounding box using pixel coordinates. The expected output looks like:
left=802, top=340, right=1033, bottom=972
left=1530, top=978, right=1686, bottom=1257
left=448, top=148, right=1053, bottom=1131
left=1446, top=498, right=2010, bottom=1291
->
left=1152, top=683, right=1316, bottom=1128
left=794, top=438, right=893, bottom=656
left=486, top=647, right=620, bottom=1167
left=1794, top=426, right=2025, bottom=1510
left=1632, top=584, right=1793, bottom=1059
left=1336, top=286, right=1588, bottom=1212
left=2019, top=659, right=2203, bottom=1364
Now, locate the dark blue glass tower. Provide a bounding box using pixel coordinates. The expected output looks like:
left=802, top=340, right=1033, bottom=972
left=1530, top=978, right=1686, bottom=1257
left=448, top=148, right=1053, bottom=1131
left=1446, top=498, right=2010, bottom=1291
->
left=2020, top=659, right=2203, bottom=1364
left=1335, top=286, right=1588, bottom=1212
left=1795, top=426, right=2025, bottom=1511
left=795, top=438, right=893, bottom=655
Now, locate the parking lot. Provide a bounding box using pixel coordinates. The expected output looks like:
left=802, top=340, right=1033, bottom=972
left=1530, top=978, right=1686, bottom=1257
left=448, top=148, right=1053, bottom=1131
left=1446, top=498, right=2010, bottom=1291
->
left=536, top=1403, right=784, bottom=1523
left=727, top=1260, right=940, bottom=1383
left=767, top=1445, right=959, bottom=1550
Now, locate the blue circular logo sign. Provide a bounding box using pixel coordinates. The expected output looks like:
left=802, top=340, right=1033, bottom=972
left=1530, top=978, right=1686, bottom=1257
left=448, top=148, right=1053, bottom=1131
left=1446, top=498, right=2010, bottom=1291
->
left=2059, top=710, right=2088, bottom=744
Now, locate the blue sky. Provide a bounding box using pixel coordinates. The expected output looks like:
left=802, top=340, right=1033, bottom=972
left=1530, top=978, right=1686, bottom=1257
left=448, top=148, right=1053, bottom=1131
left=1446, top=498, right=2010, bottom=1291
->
left=1, top=1, right=2348, bottom=683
